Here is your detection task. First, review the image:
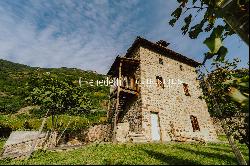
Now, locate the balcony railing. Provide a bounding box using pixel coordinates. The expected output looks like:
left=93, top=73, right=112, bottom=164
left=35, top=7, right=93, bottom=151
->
left=110, top=76, right=139, bottom=96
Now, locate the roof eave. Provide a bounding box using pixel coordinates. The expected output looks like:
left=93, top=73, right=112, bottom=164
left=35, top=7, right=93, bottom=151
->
left=125, top=36, right=201, bottom=67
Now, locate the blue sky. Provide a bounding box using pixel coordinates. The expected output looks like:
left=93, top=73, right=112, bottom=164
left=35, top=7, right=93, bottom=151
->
left=0, top=0, right=248, bottom=74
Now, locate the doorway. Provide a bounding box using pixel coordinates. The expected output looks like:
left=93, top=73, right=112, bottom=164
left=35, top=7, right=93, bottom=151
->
left=150, top=112, right=161, bottom=141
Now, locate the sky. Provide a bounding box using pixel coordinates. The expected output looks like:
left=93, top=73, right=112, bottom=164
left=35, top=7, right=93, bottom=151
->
left=0, top=0, right=249, bottom=74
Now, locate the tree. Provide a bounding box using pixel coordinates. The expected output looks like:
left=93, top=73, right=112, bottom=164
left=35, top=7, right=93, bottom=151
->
left=198, top=59, right=248, bottom=165
left=25, top=72, right=93, bottom=129
left=169, top=0, right=249, bottom=164
left=169, top=0, right=249, bottom=62
left=199, top=59, right=249, bottom=145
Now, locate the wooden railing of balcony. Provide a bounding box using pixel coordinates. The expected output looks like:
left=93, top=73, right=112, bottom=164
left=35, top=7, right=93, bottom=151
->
left=110, top=76, right=139, bottom=97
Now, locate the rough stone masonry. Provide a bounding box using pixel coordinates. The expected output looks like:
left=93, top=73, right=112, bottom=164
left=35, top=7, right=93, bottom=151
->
left=107, top=37, right=217, bottom=143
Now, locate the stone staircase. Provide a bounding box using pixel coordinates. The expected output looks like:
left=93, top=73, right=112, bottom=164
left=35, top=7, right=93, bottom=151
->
left=109, top=96, right=126, bottom=117
left=117, top=96, right=126, bottom=111
left=127, top=132, right=147, bottom=143
left=109, top=96, right=127, bottom=125
left=110, top=95, right=148, bottom=143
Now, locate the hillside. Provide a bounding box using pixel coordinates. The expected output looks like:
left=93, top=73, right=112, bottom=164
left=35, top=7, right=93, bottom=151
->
left=0, top=59, right=109, bottom=114
left=0, top=59, right=110, bottom=135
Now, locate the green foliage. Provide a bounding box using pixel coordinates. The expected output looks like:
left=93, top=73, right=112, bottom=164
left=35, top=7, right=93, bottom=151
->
left=203, top=25, right=228, bottom=62
left=169, top=0, right=249, bottom=63
left=200, top=60, right=242, bottom=116
left=0, top=142, right=248, bottom=165
left=0, top=113, right=107, bottom=134
left=0, top=114, right=24, bottom=131
left=181, top=14, right=192, bottom=35
left=26, top=72, right=93, bottom=116
left=169, top=7, right=183, bottom=26
left=217, top=135, right=228, bottom=142
left=0, top=59, right=109, bottom=114
left=0, top=95, right=25, bottom=114
left=198, top=59, right=249, bottom=146
left=0, top=59, right=109, bottom=137
left=223, top=74, right=249, bottom=110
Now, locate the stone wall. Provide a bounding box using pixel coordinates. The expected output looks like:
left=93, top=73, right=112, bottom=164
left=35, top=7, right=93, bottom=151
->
left=115, top=122, right=129, bottom=142
left=1, top=125, right=113, bottom=159
left=84, top=124, right=111, bottom=143
left=126, top=47, right=142, bottom=133
left=121, top=96, right=142, bottom=133
left=137, top=46, right=217, bottom=142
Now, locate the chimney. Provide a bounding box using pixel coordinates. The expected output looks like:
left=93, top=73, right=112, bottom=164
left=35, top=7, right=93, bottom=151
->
left=156, top=40, right=170, bottom=47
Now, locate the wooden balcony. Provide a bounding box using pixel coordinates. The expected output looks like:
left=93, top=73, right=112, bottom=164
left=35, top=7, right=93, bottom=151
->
left=107, top=56, right=140, bottom=77
left=110, top=76, right=139, bottom=98
left=107, top=56, right=140, bottom=142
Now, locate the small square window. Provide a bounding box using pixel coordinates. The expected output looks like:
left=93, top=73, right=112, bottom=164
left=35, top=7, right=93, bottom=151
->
left=183, top=83, right=190, bottom=96
left=190, top=115, right=200, bottom=132
left=156, top=76, right=164, bottom=88
left=159, top=58, right=163, bottom=65
left=180, top=65, right=183, bottom=71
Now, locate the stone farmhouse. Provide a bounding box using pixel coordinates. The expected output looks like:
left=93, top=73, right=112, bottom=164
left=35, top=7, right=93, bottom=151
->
left=107, top=37, right=217, bottom=143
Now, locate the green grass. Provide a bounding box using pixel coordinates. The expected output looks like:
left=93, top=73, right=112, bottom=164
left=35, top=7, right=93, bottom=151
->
left=218, top=135, right=228, bottom=142
left=0, top=112, right=107, bottom=133
left=0, top=138, right=6, bottom=150
left=0, top=141, right=248, bottom=165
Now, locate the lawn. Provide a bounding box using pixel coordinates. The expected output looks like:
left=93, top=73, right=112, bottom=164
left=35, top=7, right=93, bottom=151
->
left=0, top=138, right=249, bottom=165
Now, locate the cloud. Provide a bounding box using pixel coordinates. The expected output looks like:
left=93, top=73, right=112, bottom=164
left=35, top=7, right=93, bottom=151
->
left=0, top=0, right=144, bottom=73
left=0, top=0, right=248, bottom=74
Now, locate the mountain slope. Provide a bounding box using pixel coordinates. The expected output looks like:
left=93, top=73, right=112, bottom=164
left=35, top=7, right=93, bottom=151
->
left=0, top=59, right=109, bottom=114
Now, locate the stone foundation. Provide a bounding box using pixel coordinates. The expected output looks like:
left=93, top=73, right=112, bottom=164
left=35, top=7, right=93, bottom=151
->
left=115, top=122, right=129, bottom=142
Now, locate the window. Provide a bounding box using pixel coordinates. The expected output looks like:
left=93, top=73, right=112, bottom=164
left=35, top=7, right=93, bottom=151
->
left=183, top=83, right=190, bottom=96
left=159, top=58, right=163, bottom=65
left=156, top=76, right=164, bottom=88
left=180, top=65, right=183, bottom=71
left=190, top=115, right=200, bottom=132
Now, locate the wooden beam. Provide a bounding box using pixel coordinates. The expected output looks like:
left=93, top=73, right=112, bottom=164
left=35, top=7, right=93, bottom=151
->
left=107, top=56, right=140, bottom=76
left=112, top=61, right=122, bottom=142
left=107, top=76, right=111, bottom=120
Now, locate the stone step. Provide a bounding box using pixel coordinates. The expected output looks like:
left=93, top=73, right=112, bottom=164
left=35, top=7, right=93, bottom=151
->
left=128, top=133, right=145, bottom=137
left=129, top=136, right=147, bottom=143
left=127, top=133, right=147, bottom=143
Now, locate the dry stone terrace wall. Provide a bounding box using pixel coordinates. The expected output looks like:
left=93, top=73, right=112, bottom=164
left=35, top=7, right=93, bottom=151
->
left=1, top=125, right=112, bottom=159
left=84, top=124, right=111, bottom=143
left=137, top=46, right=217, bottom=142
